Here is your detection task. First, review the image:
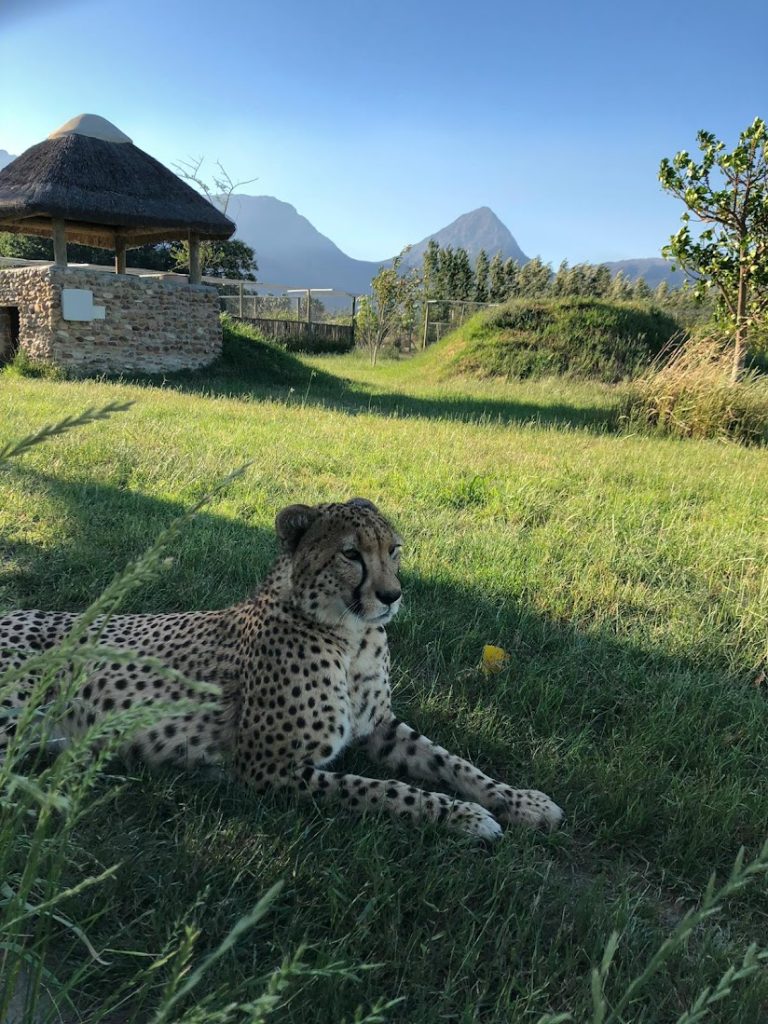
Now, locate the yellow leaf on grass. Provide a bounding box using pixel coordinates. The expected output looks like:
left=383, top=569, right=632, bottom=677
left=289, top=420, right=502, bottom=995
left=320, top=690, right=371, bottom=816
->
left=481, top=644, right=508, bottom=675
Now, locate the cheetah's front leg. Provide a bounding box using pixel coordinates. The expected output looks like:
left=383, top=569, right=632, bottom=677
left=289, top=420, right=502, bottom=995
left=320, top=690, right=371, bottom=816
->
left=280, top=765, right=503, bottom=840
left=367, top=718, right=563, bottom=831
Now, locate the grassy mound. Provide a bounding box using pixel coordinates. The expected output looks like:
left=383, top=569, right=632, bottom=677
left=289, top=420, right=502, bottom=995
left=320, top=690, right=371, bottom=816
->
left=621, top=334, right=768, bottom=444
left=445, top=297, right=682, bottom=382
left=132, top=316, right=338, bottom=398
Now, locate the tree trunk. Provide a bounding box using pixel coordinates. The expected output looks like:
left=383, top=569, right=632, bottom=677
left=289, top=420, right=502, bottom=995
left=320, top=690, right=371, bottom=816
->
left=732, top=267, right=749, bottom=382
left=732, top=321, right=748, bottom=382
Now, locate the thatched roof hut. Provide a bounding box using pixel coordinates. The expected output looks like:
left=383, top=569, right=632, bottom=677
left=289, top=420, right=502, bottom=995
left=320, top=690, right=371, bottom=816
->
left=0, top=114, right=235, bottom=279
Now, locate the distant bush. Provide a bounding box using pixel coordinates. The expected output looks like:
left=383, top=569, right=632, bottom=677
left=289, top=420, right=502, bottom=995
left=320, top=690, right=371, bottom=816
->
left=278, top=332, right=354, bottom=355
left=225, top=314, right=353, bottom=355
left=448, top=297, right=683, bottom=382
left=620, top=333, right=768, bottom=445
left=2, top=347, right=65, bottom=380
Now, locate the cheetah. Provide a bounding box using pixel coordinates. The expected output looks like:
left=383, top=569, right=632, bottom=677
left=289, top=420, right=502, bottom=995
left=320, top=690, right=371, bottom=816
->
left=0, top=499, right=563, bottom=839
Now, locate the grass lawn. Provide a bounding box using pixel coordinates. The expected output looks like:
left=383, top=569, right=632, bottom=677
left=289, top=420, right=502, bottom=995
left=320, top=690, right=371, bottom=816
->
left=1, top=327, right=767, bottom=1022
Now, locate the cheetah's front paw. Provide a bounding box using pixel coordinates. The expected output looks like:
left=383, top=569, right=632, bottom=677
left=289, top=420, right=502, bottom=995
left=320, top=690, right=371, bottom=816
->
left=447, top=800, right=503, bottom=841
left=491, top=787, right=564, bottom=832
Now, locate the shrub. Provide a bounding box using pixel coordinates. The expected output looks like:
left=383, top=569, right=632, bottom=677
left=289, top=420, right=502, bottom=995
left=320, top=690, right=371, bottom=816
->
left=278, top=331, right=353, bottom=355
left=449, top=297, right=682, bottom=382
left=224, top=313, right=354, bottom=356
left=620, top=333, right=768, bottom=444
left=2, top=347, right=65, bottom=380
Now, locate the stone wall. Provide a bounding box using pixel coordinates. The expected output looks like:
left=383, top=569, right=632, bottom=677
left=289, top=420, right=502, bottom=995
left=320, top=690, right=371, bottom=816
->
left=0, top=265, right=222, bottom=374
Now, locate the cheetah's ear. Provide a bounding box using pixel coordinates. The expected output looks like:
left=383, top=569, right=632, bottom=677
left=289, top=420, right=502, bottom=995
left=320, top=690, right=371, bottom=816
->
left=275, top=504, right=320, bottom=553
left=347, top=497, right=379, bottom=513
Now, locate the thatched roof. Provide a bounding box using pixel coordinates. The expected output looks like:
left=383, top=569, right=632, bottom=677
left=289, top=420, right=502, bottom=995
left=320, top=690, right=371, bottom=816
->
left=0, top=114, right=236, bottom=248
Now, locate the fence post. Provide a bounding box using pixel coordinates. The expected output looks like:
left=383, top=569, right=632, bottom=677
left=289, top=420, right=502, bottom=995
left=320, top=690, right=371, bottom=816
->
left=422, top=301, right=430, bottom=349
left=238, top=282, right=244, bottom=318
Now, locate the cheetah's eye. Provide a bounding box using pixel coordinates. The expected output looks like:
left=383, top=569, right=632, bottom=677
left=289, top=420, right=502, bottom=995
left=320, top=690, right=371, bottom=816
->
left=341, top=547, right=362, bottom=561
left=390, top=545, right=402, bottom=559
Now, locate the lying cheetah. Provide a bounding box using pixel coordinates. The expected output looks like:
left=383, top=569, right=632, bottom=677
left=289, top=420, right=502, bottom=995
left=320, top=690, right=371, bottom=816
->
left=0, top=499, right=563, bottom=839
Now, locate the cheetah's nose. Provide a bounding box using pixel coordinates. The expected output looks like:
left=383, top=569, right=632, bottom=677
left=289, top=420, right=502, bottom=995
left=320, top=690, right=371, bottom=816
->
left=376, top=589, right=402, bottom=606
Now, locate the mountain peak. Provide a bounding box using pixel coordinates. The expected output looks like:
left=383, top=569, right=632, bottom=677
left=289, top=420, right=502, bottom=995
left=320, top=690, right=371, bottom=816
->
left=402, top=207, right=529, bottom=267
left=460, top=205, right=499, bottom=219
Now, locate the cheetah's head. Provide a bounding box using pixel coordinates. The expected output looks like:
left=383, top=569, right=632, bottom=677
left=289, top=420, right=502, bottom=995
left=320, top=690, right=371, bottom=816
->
left=276, top=499, right=402, bottom=629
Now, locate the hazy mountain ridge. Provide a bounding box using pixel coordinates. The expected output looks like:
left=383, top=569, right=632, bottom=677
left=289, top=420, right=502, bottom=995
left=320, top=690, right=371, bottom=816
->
left=226, top=194, right=382, bottom=293
left=601, top=257, right=685, bottom=289
left=227, top=197, right=531, bottom=293
left=1, top=143, right=678, bottom=290
left=228, top=197, right=681, bottom=293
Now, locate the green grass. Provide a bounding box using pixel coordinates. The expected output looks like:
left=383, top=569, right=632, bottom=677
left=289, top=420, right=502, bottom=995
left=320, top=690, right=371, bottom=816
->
left=437, top=297, right=683, bottom=382
left=1, top=325, right=767, bottom=1022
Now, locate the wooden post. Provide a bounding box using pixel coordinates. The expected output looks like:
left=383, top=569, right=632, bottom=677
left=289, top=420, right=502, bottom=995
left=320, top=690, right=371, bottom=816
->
left=52, top=219, right=67, bottom=267
left=306, top=289, right=312, bottom=328
left=238, top=281, right=244, bottom=318
left=422, top=301, right=430, bottom=349
left=188, top=233, right=201, bottom=284
left=114, top=235, right=127, bottom=274
left=296, top=296, right=301, bottom=322
left=351, top=295, right=357, bottom=345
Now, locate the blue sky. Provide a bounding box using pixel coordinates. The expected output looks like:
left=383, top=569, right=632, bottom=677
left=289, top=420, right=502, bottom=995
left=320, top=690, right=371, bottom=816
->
left=1, top=0, right=766, bottom=264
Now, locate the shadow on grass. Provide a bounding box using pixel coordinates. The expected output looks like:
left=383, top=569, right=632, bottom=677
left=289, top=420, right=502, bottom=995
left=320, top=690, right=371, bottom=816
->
left=0, top=466, right=276, bottom=613
left=4, top=464, right=766, bottom=882
left=122, top=329, right=619, bottom=434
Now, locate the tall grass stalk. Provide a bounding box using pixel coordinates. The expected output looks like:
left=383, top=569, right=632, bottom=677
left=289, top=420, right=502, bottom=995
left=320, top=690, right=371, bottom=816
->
left=620, top=333, right=768, bottom=444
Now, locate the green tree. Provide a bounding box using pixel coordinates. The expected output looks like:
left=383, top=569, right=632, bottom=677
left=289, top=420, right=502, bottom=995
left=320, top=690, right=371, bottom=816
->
left=356, top=251, right=419, bottom=366
left=632, top=277, right=652, bottom=302
left=488, top=252, right=506, bottom=301
left=422, top=239, right=440, bottom=299
left=517, top=256, right=550, bottom=296
left=552, top=260, right=569, bottom=296
left=171, top=157, right=258, bottom=281
left=453, top=247, right=474, bottom=300
left=474, top=249, right=489, bottom=302
left=570, top=263, right=588, bottom=296
left=0, top=232, right=175, bottom=270
left=503, top=258, right=520, bottom=298
left=593, top=264, right=612, bottom=297
left=608, top=270, right=633, bottom=301
left=659, top=117, right=768, bottom=380
left=0, top=233, right=52, bottom=261
left=653, top=280, right=670, bottom=305
left=171, top=238, right=257, bottom=280
left=437, top=246, right=456, bottom=300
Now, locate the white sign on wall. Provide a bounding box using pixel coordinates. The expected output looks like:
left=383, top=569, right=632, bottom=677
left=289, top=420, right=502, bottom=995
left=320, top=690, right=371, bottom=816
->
left=62, top=289, right=106, bottom=322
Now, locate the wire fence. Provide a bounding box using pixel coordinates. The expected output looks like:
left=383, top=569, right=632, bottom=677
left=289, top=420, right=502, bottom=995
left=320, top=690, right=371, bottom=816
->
left=421, top=299, right=499, bottom=347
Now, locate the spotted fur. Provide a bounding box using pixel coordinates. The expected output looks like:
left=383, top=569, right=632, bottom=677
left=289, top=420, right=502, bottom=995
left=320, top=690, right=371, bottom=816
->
left=0, top=499, right=563, bottom=839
